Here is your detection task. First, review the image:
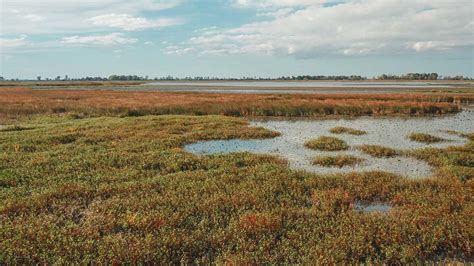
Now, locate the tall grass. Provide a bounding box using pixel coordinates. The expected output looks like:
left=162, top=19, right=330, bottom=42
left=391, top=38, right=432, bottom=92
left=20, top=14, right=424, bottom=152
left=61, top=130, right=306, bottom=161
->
left=1, top=88, right=473, bottom=120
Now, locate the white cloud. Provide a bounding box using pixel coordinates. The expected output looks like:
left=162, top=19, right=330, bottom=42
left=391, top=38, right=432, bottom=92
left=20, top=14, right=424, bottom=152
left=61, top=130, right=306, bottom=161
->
left=22, top=14, right=46, bottom=22
left=0, top=35, right=29, bottom=49
left=235, top=0, right=324, bottom=8
left=170, top=0, right=473, bottom=57
left=163, top=45, right=196, bottom=55
left=412, top=41, right=435, bottom=52
left=144, top=41, right=154, bottom=45
left=89, top=14, right=181, bottom=31
left=257, top=8, right=294, bottom=18
left=61, top=33, right=137, bottom=46
left=1, top=0, right=182, bottom=35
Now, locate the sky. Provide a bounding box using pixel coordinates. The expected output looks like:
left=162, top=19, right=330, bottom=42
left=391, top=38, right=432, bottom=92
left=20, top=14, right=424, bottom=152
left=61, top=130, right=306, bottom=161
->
left=0, top=0, right=473, bottom=79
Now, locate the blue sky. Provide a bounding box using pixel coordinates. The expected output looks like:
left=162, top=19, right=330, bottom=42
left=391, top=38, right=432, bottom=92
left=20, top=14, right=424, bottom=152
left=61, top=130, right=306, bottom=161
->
left=1, top=0, right=473, bottom=79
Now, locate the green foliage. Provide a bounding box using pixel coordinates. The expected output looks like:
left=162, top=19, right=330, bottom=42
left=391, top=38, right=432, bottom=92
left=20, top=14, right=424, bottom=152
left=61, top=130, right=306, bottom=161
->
left=0, top=115, right=472, bottom=264
left=358, top=145, right=399, bottom=158
left=409, top=133, right=447, bottom=144
left=313, top=155, right=364, bottom=167
left=305, top=136, right=349, bottom=151
left=330, top=127, right=367, bottom=135
left=0, top=125, right=31, bottom=132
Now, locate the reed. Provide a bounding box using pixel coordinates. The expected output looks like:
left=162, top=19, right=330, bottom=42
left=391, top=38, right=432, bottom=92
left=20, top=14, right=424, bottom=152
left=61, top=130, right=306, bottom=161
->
left=1, top=87, right=473, bottom=121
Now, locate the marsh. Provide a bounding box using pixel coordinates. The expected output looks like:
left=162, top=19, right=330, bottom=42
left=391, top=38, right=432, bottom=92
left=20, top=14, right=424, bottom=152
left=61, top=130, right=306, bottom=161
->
left=186, top=109, right=474, bottom=177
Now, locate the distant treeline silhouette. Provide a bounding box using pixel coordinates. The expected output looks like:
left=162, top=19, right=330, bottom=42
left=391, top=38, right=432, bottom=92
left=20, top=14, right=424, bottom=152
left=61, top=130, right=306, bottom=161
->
left=108, top=73, right=471, bottom=81
left=1, top=73, right=472, bottom=81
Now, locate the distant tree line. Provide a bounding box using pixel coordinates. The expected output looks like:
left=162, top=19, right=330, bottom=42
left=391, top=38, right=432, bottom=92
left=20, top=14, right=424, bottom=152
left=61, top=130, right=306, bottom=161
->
left=108, top=75, right=149, bottom=81
left=33, top=76, right=107, bottom=81
left=376, top=73, right=471, bottom=80
left=439, top=75, right=471, bottom=80
left=377, top=73, right=439, bottom=80
left=1, top=73, right=472, bottom=82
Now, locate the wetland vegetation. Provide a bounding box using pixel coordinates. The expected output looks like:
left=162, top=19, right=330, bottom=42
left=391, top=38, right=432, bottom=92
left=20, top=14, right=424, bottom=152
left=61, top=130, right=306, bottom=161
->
left=0, top=85, right=473, bottom=264
left=305, top=136, right=349, bottom=151
left=1, top=87, right=474, bottom=121
left=329, top=126, right=367, bottom=135
left=409, top=133, right=447, bottom=144
left=312, top=155, right=365, bottom=168
left=358, top=145, right=400, bottom=158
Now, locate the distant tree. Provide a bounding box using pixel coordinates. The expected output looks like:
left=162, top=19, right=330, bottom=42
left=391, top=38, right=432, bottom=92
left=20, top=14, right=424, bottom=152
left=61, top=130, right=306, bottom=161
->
left=0, top=76, right=4, bottom=81
left=37, top=76, right=42, bottom=81
left=108, top=74, right=146, bottom=81
left=375, top=72, right=440, bottom=80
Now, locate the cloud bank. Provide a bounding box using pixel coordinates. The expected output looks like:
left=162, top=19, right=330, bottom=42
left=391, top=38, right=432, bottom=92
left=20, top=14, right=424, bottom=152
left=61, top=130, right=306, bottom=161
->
left=61, top=33, right=137, bottom=46
left=89, top=14, right=182, bottom=31
left=168, top=0, right=473, bottom=57
left=1, top=0, right=182, bottom=35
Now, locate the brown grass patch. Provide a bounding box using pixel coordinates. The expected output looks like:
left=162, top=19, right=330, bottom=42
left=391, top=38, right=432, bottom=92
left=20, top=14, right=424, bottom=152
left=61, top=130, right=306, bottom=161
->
left=0, top=87, right=473, bottom=120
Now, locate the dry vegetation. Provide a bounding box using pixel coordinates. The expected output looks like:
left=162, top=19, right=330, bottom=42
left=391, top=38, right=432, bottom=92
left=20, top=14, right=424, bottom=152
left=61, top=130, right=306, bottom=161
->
left=313, top=155, right=365, bottom=167
left=305, top=136, right=349, bottom=151
left=358, top=145, right=400, bottom=158
left=1, top=85, right=473, bottom=263
left=330, top=126, right=367, bottom=135
left=1, top=87, right=474, bottom=121
left=0, top=81, right=147, bottom=87
left=0, top=114, right=472, bottom=264
left=409, top=133, right=447, bottom=144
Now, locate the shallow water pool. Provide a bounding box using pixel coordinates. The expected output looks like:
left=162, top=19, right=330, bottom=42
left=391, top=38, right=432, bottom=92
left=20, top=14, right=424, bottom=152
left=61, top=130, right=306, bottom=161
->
left=354, top=201, right=392, bottom=214
left=185, top=110, right=474, bottom=178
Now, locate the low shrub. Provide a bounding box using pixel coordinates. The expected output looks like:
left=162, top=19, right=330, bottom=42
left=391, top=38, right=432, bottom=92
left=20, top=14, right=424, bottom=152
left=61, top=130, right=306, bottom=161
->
left=305, top=136, right=349, bottom=151
left=409, top=133, right=446, bottom=143
left=0, top=125, right=31, bottom=132
left=358, top=145, right=399, bottom=158
left=330, top=127, right=367, bottom=135
left=313, top=155, right=364, bottom=167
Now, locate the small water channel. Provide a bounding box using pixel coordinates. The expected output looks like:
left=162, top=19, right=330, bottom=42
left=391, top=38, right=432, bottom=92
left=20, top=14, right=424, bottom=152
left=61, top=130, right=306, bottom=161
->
left=146, top=81, right=461, bottom=88
left=140, top=81, right=473, bottom=94
left=185, top=109, right=474, bottom=178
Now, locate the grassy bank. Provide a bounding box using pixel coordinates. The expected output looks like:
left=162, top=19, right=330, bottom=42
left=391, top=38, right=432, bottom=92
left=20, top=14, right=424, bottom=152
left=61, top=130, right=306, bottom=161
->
left=0, top=114, right=472, bottom=263
left=1, top=88, right=474, bottom=121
